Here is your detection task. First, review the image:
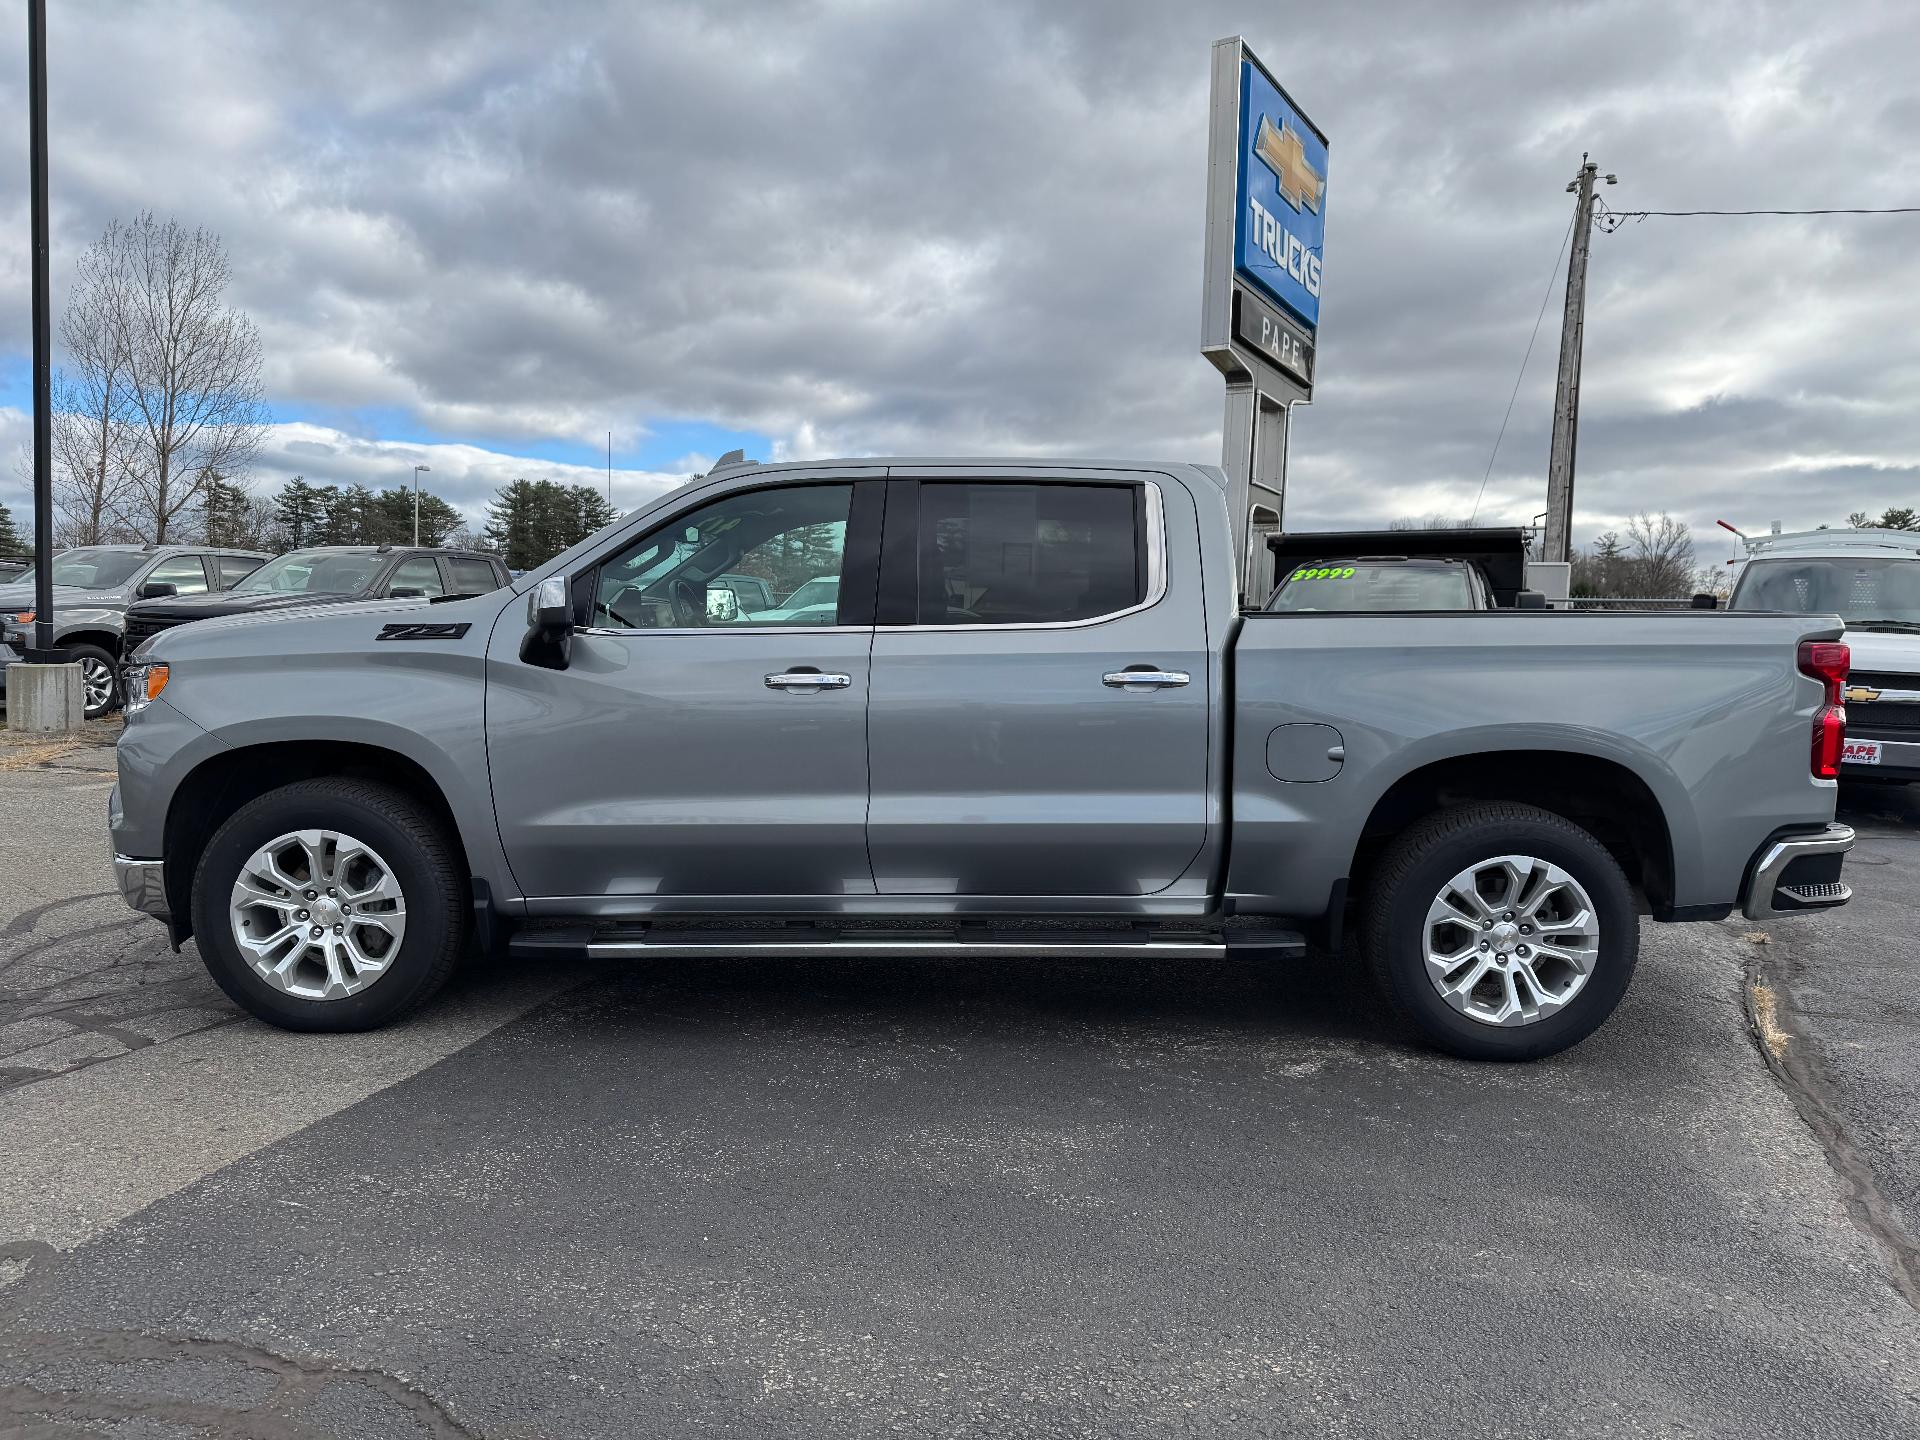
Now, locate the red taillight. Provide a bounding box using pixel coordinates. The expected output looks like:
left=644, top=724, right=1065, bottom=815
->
left=1799, top=640, right=1850, bottom=779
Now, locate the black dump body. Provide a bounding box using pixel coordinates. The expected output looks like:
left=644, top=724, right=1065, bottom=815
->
left=1267, top=527, right=1532, bottom=606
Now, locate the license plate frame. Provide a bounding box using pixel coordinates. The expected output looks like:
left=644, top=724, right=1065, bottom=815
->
left=1842, top=739, right=1883, bottom=766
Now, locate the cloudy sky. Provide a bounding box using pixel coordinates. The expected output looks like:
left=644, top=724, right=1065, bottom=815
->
left=2, top=0, right=1916, bottom=562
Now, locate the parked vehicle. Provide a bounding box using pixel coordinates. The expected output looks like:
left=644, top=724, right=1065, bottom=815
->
left=1264, top=527, right=1533, bottom=610
left=0, top=556, right=28, bottom=586
left=0, top=544, right=268, bottom=717
left=108, top=459, right=1854, bottom=1060
left=1267, top=556, right=1494, bottom=612
left=745, top=573, right=840, bottom=623
left=1726, top=526, right=1920, bottom=783
left=121, top=546, right=511, bottom=658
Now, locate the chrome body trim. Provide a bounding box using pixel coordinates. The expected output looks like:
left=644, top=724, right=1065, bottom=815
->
left=1740, top=824, right=1855, bottom=921
left=113, top=853, right=169, bottom=921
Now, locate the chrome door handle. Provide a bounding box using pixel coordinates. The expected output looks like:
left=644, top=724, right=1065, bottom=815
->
left=1102, top=670, right=1190, bottom=688
left=765, top=671, right=852, bottom=690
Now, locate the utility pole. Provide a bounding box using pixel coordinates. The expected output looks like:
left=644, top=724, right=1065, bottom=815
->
left=25, top=0, right=53, bottom=662
left=412, top=463, right=430, bottom=546
left=1542, top=155, right=1615, bottom=563
left=606, top=431, right=612, bottom=506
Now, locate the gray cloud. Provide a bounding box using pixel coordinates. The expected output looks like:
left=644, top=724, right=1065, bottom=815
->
left=1, top=0, right=1917, bottom=554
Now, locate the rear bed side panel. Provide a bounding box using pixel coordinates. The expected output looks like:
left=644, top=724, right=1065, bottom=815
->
left=1225, top=612, right=1840, bottom=915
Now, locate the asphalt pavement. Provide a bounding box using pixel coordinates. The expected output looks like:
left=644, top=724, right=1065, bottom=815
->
left=1, top=738, right=1918, bottom=1437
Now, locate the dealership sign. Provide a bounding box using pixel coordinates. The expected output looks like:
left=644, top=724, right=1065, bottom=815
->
left=1201, top=37, right=1330, bottom=400
left=1233, top=60, right=1329, bottom=332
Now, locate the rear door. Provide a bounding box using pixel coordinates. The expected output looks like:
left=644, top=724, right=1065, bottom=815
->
left=865, top=469, right=1211, bottom=896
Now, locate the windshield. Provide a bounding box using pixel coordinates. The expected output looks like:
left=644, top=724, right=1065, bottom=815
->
left=1267, top=561, right=1476, bottom=612
left=13, top=549, right=148, bottom=591
left=234, top=551, right=381, bottom=596
left=1730, top=557, right=1920, bottom=626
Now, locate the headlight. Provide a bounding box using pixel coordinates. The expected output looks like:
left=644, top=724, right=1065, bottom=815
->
left=122, top=661, right=170, bottom=717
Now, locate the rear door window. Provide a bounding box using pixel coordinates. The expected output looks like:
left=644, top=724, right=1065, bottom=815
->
left=446, top=557, right=503, bottom=595
left=217, top=554, right=264, bottom=588
left=910, top=483, right=1144, bottom=625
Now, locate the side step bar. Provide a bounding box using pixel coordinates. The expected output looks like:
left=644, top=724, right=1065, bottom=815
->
left=509, top=923, right=1305, bottom=963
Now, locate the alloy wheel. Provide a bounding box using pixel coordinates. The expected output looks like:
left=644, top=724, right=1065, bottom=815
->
left=1422, top=853, right=1600, bottom=1026
left=228, top=829, right=408, bottom=1001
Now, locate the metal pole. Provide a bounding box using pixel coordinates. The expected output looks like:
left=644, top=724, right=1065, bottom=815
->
left=26, top=0, right=56, bottom=661
left=1543, top=156, right=1601, bottom=564
left=411, top=463, right=429, bottom=546
left=606, top=431, right=612, bottom=506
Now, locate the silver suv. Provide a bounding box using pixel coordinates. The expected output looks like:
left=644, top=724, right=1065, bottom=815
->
left=0, top=544, right=268, bottom=718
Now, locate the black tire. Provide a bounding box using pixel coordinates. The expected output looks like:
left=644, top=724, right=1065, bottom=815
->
left=69, top=642, right=121, bottom=719
left=1361, top=802, right=1638, bottom=1061
left=192, top=778, right=467, bottom=1032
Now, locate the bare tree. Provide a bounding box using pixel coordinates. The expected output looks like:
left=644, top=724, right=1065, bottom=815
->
left=1626, top=512, right=1696, bottom=597
left=49, top=233, right=143, bottom=544
left=86, top=214, right=267, bottom=542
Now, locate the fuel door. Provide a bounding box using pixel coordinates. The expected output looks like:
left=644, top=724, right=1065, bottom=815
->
left=1266, top=723, right=1346, bottom=783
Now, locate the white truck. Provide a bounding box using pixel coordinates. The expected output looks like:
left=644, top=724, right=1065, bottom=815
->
left=1727, top=526, right=1920, bottom=783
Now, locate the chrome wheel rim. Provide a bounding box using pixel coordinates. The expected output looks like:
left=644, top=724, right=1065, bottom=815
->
left=81, top=657, right=115, bottom=712
left=1423, top=853, right=1600, bottom=1027
left=228, top=829, right=408, bottom=1001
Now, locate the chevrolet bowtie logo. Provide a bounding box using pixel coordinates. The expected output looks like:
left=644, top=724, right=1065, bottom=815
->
left=1254, top=115, right=1325, bottom=214
left=1843, top=684, right=1881, bottom=704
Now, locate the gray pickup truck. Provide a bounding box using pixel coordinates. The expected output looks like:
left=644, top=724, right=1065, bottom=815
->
left=109, top=459, right=1856, bottom=1060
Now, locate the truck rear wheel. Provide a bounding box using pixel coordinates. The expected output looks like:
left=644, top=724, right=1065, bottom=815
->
left=191, top=778, right=467, bottom=1032
left=1362, top=802, right=1638, bottom=1061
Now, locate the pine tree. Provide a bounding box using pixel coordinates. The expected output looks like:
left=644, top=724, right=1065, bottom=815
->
left=272, top=476, right=326, bottom=548
left=484, top=479, right=541, bottom=570
left=200, top=473, right=256, bottom=547
left=0, top=500, right=25, bottom=554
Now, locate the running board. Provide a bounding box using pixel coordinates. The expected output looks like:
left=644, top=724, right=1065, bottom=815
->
left=509, top=923, right=1304, bottom=963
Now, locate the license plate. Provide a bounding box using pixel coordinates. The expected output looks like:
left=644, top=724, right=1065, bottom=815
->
left=1842, top=740, right=1882, bottom=766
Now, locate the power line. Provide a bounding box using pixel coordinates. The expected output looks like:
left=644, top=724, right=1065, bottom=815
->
left=1470, top=210, right=1575, bottom=524
left=1597, top=203, right=1920, bottom=232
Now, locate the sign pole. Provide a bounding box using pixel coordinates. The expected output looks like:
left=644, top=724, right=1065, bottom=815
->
left=1199, top=36, right=1327, bottom=607
left=25, top=0, right=56, bottom=663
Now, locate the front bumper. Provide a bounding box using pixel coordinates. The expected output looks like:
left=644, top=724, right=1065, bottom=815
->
left=113, top=852, right=169, bottom=921
left=1740, top=824, right=1855, bottom=921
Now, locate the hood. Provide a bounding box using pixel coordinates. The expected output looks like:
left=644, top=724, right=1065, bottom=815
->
left=1843, top=628, right=1920, bottom=675
left=126, top=589, right=366, bottom=622
left=142, top=588, right=514, bottom=661
left=0, top=581, right=123, bottom=612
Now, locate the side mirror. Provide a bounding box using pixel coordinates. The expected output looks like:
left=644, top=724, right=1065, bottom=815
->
left=519, top=575, right=573, bottom=670
left=1691, top=592, right=1719, bottom=610
left=390, top=586, right=428, bottom=600
left=1514, top=590, right=1548, bottom=610
left=705, top=585, right=740, bottom=623
left=138, top=581, right=178, bottom=600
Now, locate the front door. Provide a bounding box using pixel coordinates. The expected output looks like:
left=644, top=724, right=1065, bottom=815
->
left=487, top=478, right=882, bottom=901
left=865, top=471, right=1212, bottom=896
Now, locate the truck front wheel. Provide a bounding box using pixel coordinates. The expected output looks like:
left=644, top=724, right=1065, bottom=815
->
left=191, top=778, right=467, bottom=1032
left=1362, top=802, right=1638, bottom=1061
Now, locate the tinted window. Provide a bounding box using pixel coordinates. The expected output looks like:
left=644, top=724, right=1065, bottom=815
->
left=147, top=554, right=211, bottom=596
left=915, top=483, right=1142, bottom=625
left=446, top=557, right=501, bottom=595
left=1267, top=561, right=1475, bottom=612
left=387, top=556, right=446, bottom=598
left=1731, top=557, right=1920, bottom=625
left=235, top=551, right=381, bottom=595
left=594, top=484, right=852, bottom=629
left=217, top=554, right=263, bottom=588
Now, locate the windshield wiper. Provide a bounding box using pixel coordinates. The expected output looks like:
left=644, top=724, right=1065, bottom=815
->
left=1847, top=619, right=1920, bottom=633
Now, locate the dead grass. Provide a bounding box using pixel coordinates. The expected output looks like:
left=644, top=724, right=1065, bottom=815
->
left=1749, top=979, right=1791, bottom=1061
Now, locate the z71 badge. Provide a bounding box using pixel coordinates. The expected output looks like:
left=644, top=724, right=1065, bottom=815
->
left=376, top=622, right=472, bottom=642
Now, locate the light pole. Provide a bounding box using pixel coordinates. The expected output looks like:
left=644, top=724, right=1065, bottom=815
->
left=412, top=464, right=431, bottom=546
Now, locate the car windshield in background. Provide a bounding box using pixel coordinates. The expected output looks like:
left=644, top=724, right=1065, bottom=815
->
left=1731, top=557, right=1920, bottom=628
left=1267, top=561, right=1475, bottom=612
left=233, top=552, right=380, bottom=595
left=15, top=550, right=149, bottom=590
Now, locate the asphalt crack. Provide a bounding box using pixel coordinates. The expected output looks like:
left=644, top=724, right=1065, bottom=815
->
left=1743, top=943, right=1920, bottom=1310
left=0, top=1328, right=480, bottom=1438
